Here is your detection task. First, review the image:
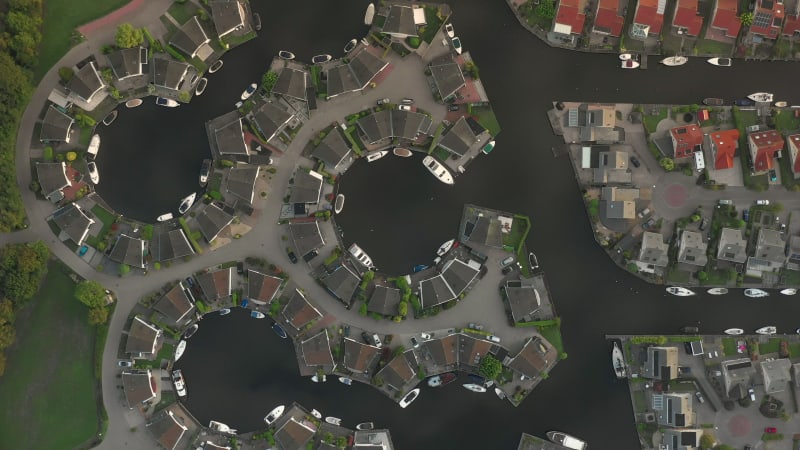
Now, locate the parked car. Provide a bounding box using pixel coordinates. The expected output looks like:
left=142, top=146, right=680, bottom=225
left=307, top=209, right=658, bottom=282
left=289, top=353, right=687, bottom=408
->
left=343, top=325, right=350, bottom=337
left=641, top=217, right=656, bottom=229
left=411, top=337, right=419, bottom=348
left=401, top=98, right=414, bottom=104
left=756, top=199, right=770, bottom=205
left=371, top=333, right=383, bottom=348
left=629, top=156, right=641, bottom=168
left=377, top=98, right=390, bottom=105
left=637, top=208, right=651, bottom=219
left=501, top=265, right=514, bottom=275
left=420, top=332, right=432, bottom=340
left=236, top=262, right=244, bottom=274
left=447, top=104, right=459, bottom=112
left=743, top=209, right=750, bottom=221
left=287, top=251, right=298, bottom=264
left=695, top=391, right=704, bottom=403
left=118, top=360, right=132, bottom=367
left=361, top=331, right=372, bottom=345
left=780, top=223, right=787, bottom=233
left=500, top=256, right=515, bottom=267
left=185, top=277, right=195, bottom=288
left=769, top=169, right=777, bottom=182
left=398, top=105, right=411, bottom=111
left=699, top=218, right=708, bottom=231
left=748, top=387, right=756, bottom=401
left=718, top=199, right=733, bottom=205
left=764, top=427, right=777, bottom=433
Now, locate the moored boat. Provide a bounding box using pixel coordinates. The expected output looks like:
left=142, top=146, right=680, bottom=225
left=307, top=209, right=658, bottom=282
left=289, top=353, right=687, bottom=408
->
left=240, top=83, right=257, bottom=100
left=621, top=59, right=640, bottom=69
left=495, top=387, right=506, bottom=399
left=528, top=252, right=539, bottom=270
left=462, top=383, right=486, bottom=393
left=481, top=140, right=496, bottom=155
left=87, top=162, right=100, bottom=184
left=155, top=97, right=179, bottom=107
left=707, top=57, right=732, bottom=67
left=311, top=374, right=326, bottom=383
left=156, top=213, right=173, bottom=222
left=251, top=310, right=266, bottom=319
left=334, top=194, right=345, bottom=214
left=547, top=431, right=587, bottom=450
left=744, top=288, right=769, bottom=298
left=756, top=326, right=777, bottom=335
left=451, top=36, right=462, bottom=54
left=774, top=101, right=788, bottom=108
left=102, top=110, right=118, bottom=126
left=209, top=420, right=237, bottom=435
left=357, top=422, right=374, bottom=431
left=445, top=23, right=455, bottom=38
left=338, top=377, right=352, bottom=386
left=264, top=405, right=285, bottom=425
left=172, top=369, right=187, bottom=397
left=195, top=77, right=208, bottom=96
left=87, top=134, right=100, bottom=159
left=436, top=239, right=454, bottom=256
left=780, top=288, right=797, bottom=295
left=325, top=416, right=342, bottom=426
left=393, top=147, right=412, bottom=157
left=178, top=192, right=196, bottom=215
left=278, top=50, right=295, bottom=60
left=366, top=150, right=388, bottom=162
left=199, top=159, right=211, bottom=186
left=422, top=155, right=454, bottom=185
left=174, top=340, right=187, bottom=361
left=364, top=3, right=375, bottom=25
left=344, top=39, right=357, bottom=53
left=311, top=54, right=332, bottom=64
left=125, top=98, right=143, bottom=108
left=427, top=375, right=442, bottom=387
left=310, top=409, right=322, bottom=419
left=412, top=264, right=428, bottom=273
left=661, top=56, right=688, bottom=66
left=208, top=60, right=223, bottom=73
left=399, top=388, right=420, bottom=408
left=619, top=53, right=632, bottom=60
left=724, top=328, right=744, bottom=335
left=349, top=243, right=374, bottom=268
left=272, top=323, right=287, bottom=338
left=707, top=288, right=728, bottom=295
left=666, top=286, right=696, bottom=296
left=747, top=92, right=774, bottom=103
left=703, top=98, right=724, bottom=107
left=612, top=342, right=626, bottom=379
left=219, top=308, right=231, bottom=316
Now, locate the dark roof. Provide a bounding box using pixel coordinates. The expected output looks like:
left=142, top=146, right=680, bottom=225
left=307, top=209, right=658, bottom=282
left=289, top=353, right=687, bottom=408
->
left=210, top=0, right=245, bottom=37
left=438, top=116, right=483, bottom=156
left=273, top=68, right=307, bottom=101
left=357, top=109, right=392, bottom=144
left=275, top=417, right=315, bottom=450
left=424, top=334, right=458, bottom=367
left=419, top=274, right=455, bottom=309
left=505, top=284, right=541, bottom=323
left=67, top=62, right=104, bottom=102
left=40, top=106, right=74, bottom=142
left=367, top=286, right=402, bottom=316
left=507, top=336, right=557, bottom=378
left=52, top=203, right=94, bottom=246
left=214, top=118, right=248, bottom=155
left=151, top=57, right=190, bottom=90
left=390, top=109, right=426, bottom=140
left=169, top=16, right=209, bottom=57
left=196, top=203, right=235, bottom=242
left=320, top=266, right=360, bottom=305
left=125, top=316, right=161, bottom=355
left=343, top=337, right=381, bottom=373
left=251, top=102, right=292, bottom=141
left=122, top=370, right=156, bottom=405
left=281, top=288, right=322, bottom=330
left=289, top=220, right=325, bottom=257
left=300, top=330, right=335, bottom=366
left=348, top=49, right=387, bottom=88
left=465, top=215, right=503, bottom=247
left=440, top=259, right=479, bottom=297
left=247, top=269, right=282, bottom=303
left=106, top=47, right=144, bottom=80
left=356, top=109, right=429, bottom=144
left=429, top=56, right=466, bottom=100
left=156, top=229, right=195, bottom=262
left=109, top=234, right=145, bottom=268
left=326, top=64, right=360, bottom=98
left=311, top=130, right=351, bottom=168
left=226, top=166, right=259, bottom=204
left=382, top=5, right=418, bottom=36
left=289, top=169, right=323, bottom=204
left=376, top=350, right=416, bottom=390
left=153, top=283, right=195, bottom=323
left=147, top=409, right=188, bottom=450
left=196, top=267, right=233, bottom=301
left=457, top=333, right=493, bottom=369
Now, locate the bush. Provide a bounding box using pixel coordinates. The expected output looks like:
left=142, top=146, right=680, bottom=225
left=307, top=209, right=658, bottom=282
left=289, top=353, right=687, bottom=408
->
left=58, top=67, right=74, bottom=82
left=43, top=146, right=54, bottom=162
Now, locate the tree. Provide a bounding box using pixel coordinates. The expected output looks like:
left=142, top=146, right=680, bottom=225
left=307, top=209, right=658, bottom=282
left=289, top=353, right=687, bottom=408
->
left=0, top=299, right=14, bottom=324
left=88, top=307, right=108, bottom=325
left=697, top=271, right=709, bottom=281
left=261, top=71, right=278, bottom=95
left=58, top=67, right=74, bottom=82
left=659, top=157, right=675, bottom=171
left=0, top=322, right=15, bottom=349
left=535, top=0, right=556, bottom=19
left=359, top=303, right=367, bottom=316
left=115, top=23, right=144, bottom=48
left=479, top=354, right=503, bottom=379
left=0, top=242, right=49, bottom=303
left=74, top=280, right=106, bottom=308
left=397, top=301, right=408, bottom=316
left=141, top=224, right=154, bottom=240
left=119, top=264, right=131, bottom=276
left=699, top=433, right=715, bottom=449
left=0, top=352, right=6, bottom=377
left=626, top=262, right=639, bottom=273
left=740, top=12, right=753, bottom=27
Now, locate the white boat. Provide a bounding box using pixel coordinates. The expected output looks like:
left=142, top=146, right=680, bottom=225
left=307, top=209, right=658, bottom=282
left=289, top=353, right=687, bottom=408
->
left=208, top=60, right=223, bottom=73
left=399, top=388, right=420, bottom=408
left=310, top=409, right=322, bottom=419
left=661, top=56, right=688, bottom=66
left=240, top=83, right=257, bottom=100
left=178, top=192, right=196, bottom=215
left=357, top=422, right=374, bottom=431
left=278, top=50, right=295, bottom=60
left=344, top=39, right=357, bottom=53
left=707, top=57, right=732, bottom=67
left=264, top=405, right=285, bottom=425
left=748, top=92, right=774, bottom=103
left=172, top=369, right=187, bottom=397
left=451, top=36, right=462, bottom=54
left=619, top=53, right=632, bottom=60
left=744, top=288, right=769, bottom=298
left=219, top=308, right=231, bottom=316
left=199, top=159, right=211, bottom=186
left=125, top=98, right=142, bottom=108
left=334, top=194, right=345, bottom=214
left=621, top=59, right=640, bottom=69
left=174, top=340, right=187, bottom=361
left=494, top=387, right=506, bottom=399
left=87, top=134, right=100, bottom=159
left=155, top=97, right=179, bottom=107
left=481, top=140, right=496, bottom=155
left=393, top=147, right=412, bottom=157
left=780, top=288, right=797, bottom=295
left=208, top=420, right=237, bottom=435
left=311, top=54, right=332, bottom=64
left=364, top=3, right=375, bottom=25
left=528, top=252, right=540, bottom=270
left=422, top=156, right=454, bottom=185
left=462, top=383, right=486, bottom=393
left=250, top=310, right=265, bottom=319
left=339, top=377, right=353, bottom=386
left=427, top=375, right=442, bottom=387
left=311, top=374, right=327, bottom=383
left=349, top=243, right=374, bottom=268
left=325, top=416, right=342, bottom=426
left=156, top=213, right=173, bottom=222
left=756, top=326, right=777, bottom=335
left=445, top=23, right=455, bottom=38
left=774, top=101, right=788, bottom=108
left=724, top=328, right=744, bottom=335
left=666, top=286, right=696, bottom=296
left=707, top=288, right=728, bottom=295
left=102, top=110, right=118, bottom=126
left=612, top=342, right=626, bottom=379
left=547, top=431, right=587, bottom=450
left=195, top=78, right=208, bottom=96
left=87, top=162, right=100, bottom=184
left=436, top=239, right=454, bottom=256
left=366, top=150, right=388, bottom=162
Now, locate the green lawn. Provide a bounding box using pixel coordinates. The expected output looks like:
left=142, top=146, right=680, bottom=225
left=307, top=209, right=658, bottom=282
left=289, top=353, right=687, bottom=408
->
left=538, top=324, right=564, bottom=355
left=694, top=39, right=733, bottom=56
left=167, top=1, right=197, bottom=26
left=0, top=263, right=99, bottom=449
left=420, top=6, right=444, bottom=44
left=86, top=205, right=116, bottom=247
left=759, top=338, right=782, bottom=355
left=642, top=107, right=668, bottom=133
left=37, top=0, right=131, bottom=80
left=775, top=110, right=800, bottom=133
left=722, top=338, right=738, bottom=356
left=502, top=216, right=529, bottom=250
left=470, top=106, right=501, bottom=137
left=633, top=390, right=647, bottom=413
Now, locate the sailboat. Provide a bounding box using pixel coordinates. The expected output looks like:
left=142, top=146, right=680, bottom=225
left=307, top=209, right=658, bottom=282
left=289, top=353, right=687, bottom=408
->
left=661, top=56, right=688, bottom=66
left=612, top=342, right=626, bottom=379
left=666, top=286, right=695, bottom=296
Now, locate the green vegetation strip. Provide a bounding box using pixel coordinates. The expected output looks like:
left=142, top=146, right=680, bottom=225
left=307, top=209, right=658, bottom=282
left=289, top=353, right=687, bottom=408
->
left=343, top=127, right=363, bottom=156
left=178, top=218, right=204, bottom=253
left=167, top=1, right=196, bottom=25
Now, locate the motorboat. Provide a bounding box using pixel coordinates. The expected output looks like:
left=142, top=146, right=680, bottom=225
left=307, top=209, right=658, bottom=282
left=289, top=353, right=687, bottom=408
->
left=252, top=12, right=261, bottom=31
left=156, top=213, right=173, bottom=222
left=661, top=56, right=688, bottom=66
left=102, top=110, right=118, bottom=126
left=278, top=50, right=295, bottom=60
left=272, top=323, right=287, bottom=338
left=178, top=192, right=196, bottom=215
left=619, top=53, right=632, bottom=60
left=666, top=286, right=696, bottom=296
left=208, top=420, right=237, bottom=435
left=366, top=150, right=388, bottom=162
left=310, top=409, right=322, bottom=419
left=546, top=431, right=587, bottom=450
left=744, top=288, right=769, bottom=298
left=774, top=101, right=788, bottom=108
left=707, top=288, right=728, bottom=295
left=427, top=375, right=442, bottom=387
left=195, top=77, right=208, bottom=96
left=311, top=374, right=326, bottom=383
left=734, top=98, right=755, bottom=107
left=436, top=239, right=455, bottom=256
left=208, top=60, right=223, bottom=73
left=240, top=83, right=257, bottom=100
left=357, top=422, right=374, bottom=431
left=251, top=310, right=266, bottom=319
left=780, top=288, right=797, bottom=295
left=348, top=243, right=374, bottom=268
left=621, top=59, right=640, bottom=69
left=393, top=147, right=412, bottom=157
left=174, top=340, right=187, bottom=361
left=219, top=308, right=231, bottom=316
left=172, top=369, right=187, bottom=397
left=748, top=92, right=774, bottom=103
left=364, top=3, right=375, bottom=25
left=703, top=98, right=724, bottom=107
left=463, top=383, right=486, bottom=393
left=155, top=97, right=179, bottom=107
left=429, top=372, right=456, bottom=387
left=125, top=98, right=142, bottom=108
left=412, top=264, right=428, bottom=273
left=612, top=342, right=626, bottom=379
left=528, top=252, right=539, bottom=270
left=334, top=194, right=345, bottom=214
left=87, top=134, right=100, bottom=159
left=707, top=57, right=732, bottom=67
left=183, top=324, right=199, bottom=339
left=481, top=140, right=496, bottom=155
left=199, top=159, right=211, bottom=186
left=680, top=326, right=700, bottom=334
left=344, top=39, right=357, bottom=53
left=264, top=405, right=285, bottom=425
left=724, top=328, right=744, bottom=335
left=311, top=54, right=332, bottom=64
left=325, top=416, right=342, bottom=426
left=445, top=23, right=455, bottom=38
left=756, top=326, right=777, bottom=335
left=451, top=36, right=462, bottom=54
left=339, top=377, right=353, bottom=386
left=422, top=156, right=454, bottom=185
left=87, top=162, right=100, bottom=184
left=399, top=388, right=420, bottom=408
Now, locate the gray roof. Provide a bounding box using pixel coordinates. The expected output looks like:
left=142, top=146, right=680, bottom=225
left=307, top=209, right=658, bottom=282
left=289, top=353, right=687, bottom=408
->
left=210, top=0, right=245, bottom=37
left=156, top=229, right=195, bottom=262
left=356, top=109, right=429, bottom=145
left=505, top=284, right=541, bottom=323
left=169, top=16, right=209, bottom=57
left=343, top=337, right=381, bottom=373
left=353, top=430, right=394, bottom=449
left=311, top=130, right=351, bottom=168
left=755, top=228, right=786, bottom=265
left=67, top=62, right=104, bottom=102
left=147, top=409, right=187, bottom=450
left=367, top=286, right=402, bottom=316
left=125, top=316, right=161, bottom=355
left=196, top=267, right=233, bottom=301
left=275, top=418, right=315, bottom=450
left=281, top=288, right=322, bottom=330
left=457, top=333, right=494, bottom=369
left=36, top=162, right=71, bottom=199
left=717, top=227, right=748, bottom=263
left=429, top=56, right=465, bottom=100
left=382, top=5, right=418, bottom=36
left=106, top=47, right=145, bottom=80
left=761, top=358, right=791, bottom=394
left=251, top=102, right=292, bottom=141
left=153, top=283, right=195, bottom=323
left=643, top=346, right=678, bottom=381
left=419, top=274, right=455, bottom=309
left=300, top=330, right=334, bottom=367
left=661, top=429, right=702, bottom=450
left=122, top=370, right=156, bottom=406
left=247, top=269, right=282, bottom=303
left=289, top=169, right=323, bottom=204
left=375, top=350, right=416, bottom=390
left=465, top=215, right=503, bottom=247
left=214, top=118, right=248, bottom=155
left=349, top=49, right=388, bottom=88
left=321, top=266, right=360, bottom=305
left=51, top=203, right=94, bottom=246
left=677, top=230, right=707, bottom=267
left=326, top=64, right=361, bottom=98
left=722, top=358, right=756, bottom=397
left=639, top=231, right=669, bottom=267
left=151, top=57, right=190, bottom=90
left=438, top=116, right=483, bottom=156
left=655, top=393, right=693, bottom=427
left=273, top=68, right=307, bottom=101
left=289, top=220, right=325, bottom=257
left=440, top=259, right=479, bottom=297
left=40, top=106, right=74, bottom=142
left=506, top=336, right=557, bottom=378
left=109, top=234, right=145, bottom=268
left=424, top=334, right=458, bottom=367
left=226, top=166, right=259, bottom=204
left=196, top=203, right=235, bottom=242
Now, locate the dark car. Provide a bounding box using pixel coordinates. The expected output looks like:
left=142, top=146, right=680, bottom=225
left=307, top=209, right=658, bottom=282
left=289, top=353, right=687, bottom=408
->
left=411, top=337, right=419, bottom=348
left=448, top=104, right=459, bottom=111
left=236, top=262, right=244, bottom=274
left=303, top=250, right=318, bottom=262
left=343, top=325, right=350, bottom=337
left=743, top=209, right=750, bottom=222
left=769, top=169, right=777, bottom=182
left=185, top=277, right=195, bottom=287
left=629, top=156, right=641, bottom=168
left=287, top=251, right=298, bottom=264
left=361, top=331, right=372, bottom=345
left=501, top=265, right=514, bottom=275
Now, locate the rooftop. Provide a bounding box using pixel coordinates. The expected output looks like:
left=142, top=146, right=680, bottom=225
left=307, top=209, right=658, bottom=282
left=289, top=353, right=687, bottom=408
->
left=300, top=330, right=335, bottom=367
left=125, top=316, right=161, bottom=356
left=169, top=16, right=210, bottom=58
left=210, top=0, right=245, bottom=38
left=429, top=55, right=465, bottom=100
left=196, top=267, right=233, bottom=301
left=226, top=165, right=260, bottom=205
left=375, top=350, right=417, bottom=390
left=343, top=337, right=381, bottom=373
left=109, top=234, right=145, bottom=268
left=122, top=370, right=157, bottom=406
left=196, top=203, right=235, bottom=243
left=367, top=285, right=402, bottom=316
left=281, top=288, right=322, bottom=330
left=437, top=116, right=484, bottom=157
left=275, top=417, right=316, bottom=450
left=320, top=265, right=360, bottom=306
left=147, top=409, right=188, bottom=450
left=106, top=47, right=145, bottom=80
left=289, top=219, right=325, bottom=257
left=153, top=283, right=195, bottom=324
left=672, top=0, right=704, bottom=36
left=251, top=102, right=293, bottom=141
left=273, top=68, right=307, bottom=101
left=214, top=118, right=248, bottom=155
left=40, top=106, right=74, bottom=143
left=247, top=269, right=282, bottom=303
left=506, top=336, right=556, bottom=378
left=67, top=61, right=104, bottom=102
left=289, top=169, right=323, bottom=204
left=151, top=57, right=191, bottom=90
left=382, top=4, right=418, bottom=37
left=311, top=130, right=351, bottom=169
left=711, top=0, right=742, bottom=38
left=51, top=203, right=94, bottom=247
left=156, top=228, right=195, bottom=262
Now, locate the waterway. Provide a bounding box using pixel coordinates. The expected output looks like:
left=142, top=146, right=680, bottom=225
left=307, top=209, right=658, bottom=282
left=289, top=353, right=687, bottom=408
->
left=137, top=0, right=800, bottom=447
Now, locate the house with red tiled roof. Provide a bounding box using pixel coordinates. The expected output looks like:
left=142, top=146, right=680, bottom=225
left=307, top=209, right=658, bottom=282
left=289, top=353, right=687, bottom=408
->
left=672, top=0, right=704, bottom=36
left=670, top=124, right=704, bottom=159
left=707, top=129, right=740, bottom=170
left=553, top=0, right=587, bottom=36
left=750, top=0, right=785, bottom=39
left=782, top=1, right=800, bottom=36
left=786, top=134, right=800, bottom=177
left=630, top=0, right=666, bottom=38
left=593, top=0, right=625, bottom=36
left=709, top=0, right=742, bottom=38
left=748, top=130, right=784, bottom=174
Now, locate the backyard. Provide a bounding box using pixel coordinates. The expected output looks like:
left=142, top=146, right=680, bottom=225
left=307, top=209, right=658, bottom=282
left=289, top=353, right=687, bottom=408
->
left=470, top=105, right=502, bottom=137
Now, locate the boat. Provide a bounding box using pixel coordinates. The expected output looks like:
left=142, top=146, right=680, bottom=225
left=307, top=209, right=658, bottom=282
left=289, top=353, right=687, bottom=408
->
left=734, top=98, right=755, bottom=107
left=178, top=192, right=196, bottom=215
left=703, top=98, right=724, bottom=107
left=724, top=328, right=744, bottom=335
left=102, top=110, right=118, bottom=126
left=529, top=252, right=539, bottom=270
left=199, top=159, right=211, bottom=186
left=311, top=374, right=326, bottom=383
left=680, top=326, right=699, bottom=334
left=707, top=288, right=728, bottom=295
left=661, top=56, right=688, bottom=66
left=174, top=340, right=187, bottom=361
left=707, top=57, right=732, bottom=67
left=310, top=409, right=322, bottom=419
left=621, top=59, right=640, bottom=69
left=436, top=239, right=454, bottom=256
left=208, top=60, right=223, bottom=73
left=666, top=286, right=696, bottom=296
left=780, top=288, right=797, bottom=295
left=272, top=323, right=287, bottom=338
left=219, top=308, right=231, bottom=316
left=412, top=264, right=428, bottom=273
left=183, top=324, right=199, bottom=339
left=439, top=372, right=457, bottom=386
left=209, top=420, right=237, bottom=435
left=774, top=101, right=788, bottom=108
left=87, top=162, right=100, bottom=184
left=155, top=97, right=179, bottom=107
left=462, top=383, right=486, bottom=393
left=344, top=39, right=357, bottom=53
left=357, top=422, right=374, bottom=431
left=399, top=388, right=420, bottom=408
left=278, top=50, right=295, bottom=60
left=264, top=405, right=285, bottom=425
left=546, top=431, right=588, bottom=450
left=252, top=12, right=261, bottom=30
left=366, top=150, right=388, bottom=162
left=612, top=342, right=626, bottom=379
left=451, top=36, right=462, bottom=54
left=156, top=213, right=173, bottom=222
left=125, top=98, right=142, bottom=108
left=744, top=288, right=769, bottom=298
left=364, top=3, right=375, bottom=25
left=87, top=134, right=100, bottom=159
left=422, top=156, right=455, bottom=185
left=311, top=54, right=332, bottom=64
left=481, top=140, right=496, bottom=155
left=172, top=369, right=187, bottom=397
left=334, top=194, right=345, bottom=214
left=445, top=23, right=455, bottom=38
left=240, top=83, right=257, bottom=100
left=339, top=377, right=353, bottom=386
left=495, top=387, right=506, bottom=399
left=393, top=147, right=412, bottom=157
left=251, top=310, right=266, bottom=319
left=427, top=375, right=442, bottom=387
left=756, top=326, right=777, bottom=335
left=619, top=53, right=632, bottom=60
left=325, top=416, right=342, bottom=426
left=348, top=243, right=374, bottom=268
left=195, top=78, right=208, bottom=96
left=748, top=92, right=774, bottom=103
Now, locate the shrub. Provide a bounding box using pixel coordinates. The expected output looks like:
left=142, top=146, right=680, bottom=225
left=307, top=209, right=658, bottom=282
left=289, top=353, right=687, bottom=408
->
left=58, top=67, right=74, bottom=82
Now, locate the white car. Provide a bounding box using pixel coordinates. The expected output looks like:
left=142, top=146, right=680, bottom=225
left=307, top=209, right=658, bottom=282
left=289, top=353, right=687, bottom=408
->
left=398, top=104, right=411, bottom=111
left=748, top=388, right=756, bottom=401
left=118, top=360, right=132, bottom=367
left=756, top=200, right=770, bottom=205
left=500, top=256, right=515, bottom=267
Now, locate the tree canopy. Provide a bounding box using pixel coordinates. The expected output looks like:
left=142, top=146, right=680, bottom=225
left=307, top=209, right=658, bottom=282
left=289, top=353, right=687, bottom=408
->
left=115, top=23, right=144, bottom=48
left=88, top=307, right=108, bottom=325
left=0, top=242, right=50, bottom=304
left=74, top=280, right=106, bottom=309
left=479, top=354, right=503, bottom=379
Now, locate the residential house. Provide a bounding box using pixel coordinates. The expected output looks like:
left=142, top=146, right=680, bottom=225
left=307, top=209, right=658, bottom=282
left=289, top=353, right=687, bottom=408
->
left=584, top=147, right=631, bottom=184
left=67, top=61, right=105, bottom=103
left=210, top=0, right=246, bottom=38
left=289, top=169, right=323, bottom=204
left=155, top=229, right=195, bottom=262
left=353, top=430, right=395, bottom=449
left=786, top=235, right=800, bottom=271
left=251, top=102, right=293, bottom=142
left=147, top=408, right=189, bottom=450
left=440, top=258, right=480, bottom=299
left=717, top=227, right=748, bottom=263
left=311, top=130, right=351, bottom=170
left=630, top=0, right=666, bottom=38
left=642, top=346, right=678, bottom=380
left=326, top=48, right=389, bottom=99
left=709, top=0, right=742, bottom=39
left=213, top=118, right=248, bottom=156
left=367, top=285, right=402, bottom=316
left=275, top=417, right=316, bottom=450
left=786, top=134, right=800, bottom=177
left=463, top=213, right=504, bottom=248
left=300, top=330, right=335, bottom=369
left=783, top=1, right=800, bottom=35
left=109, top=234, right=146, bottom=269
left=655, top=393, right=695, bottom=427
left=746, top=228, right=785, bottom=275
left=566, top=104, right=620, bottom=142
left=106, top=47, right=146, bottom=81
left=506, top=336, right=558, bottom=379
left=36, top=161, right=71, bottom=202
left=122, top=369, right=158, bottom=407
left=196, top=203, right=235, bottom=242
left=423, top=334, right=459, bottom=370
left=125, top=316, right=162, bottom=358
left=677, top=230, right=708, bottom=267
left=670, top=124, right=704, bottom=159
left=226, top=166, right=260, bottom=205
left=320, top=265, right=360, bottom=307
left=418, top=274, right=456, bottom=309
left=169, top=16, right=210, bottom=59
left=247, top=269, right=282, bottom=304
left=196, top=266, right=233, bottom=302
left=381, top=5, right=419, bottom=38
left=375, top=350, right=417, bottom=391
left=457, top=333, right=494, bottom=372
left=153, top=282, right=195, bottom=325
left=151, top=57, right=192, bottom=91
left=343, top=337, right=381, bottom=374
left=639, top=231, right=670, bottom=267
left=273, top=68, right=308, bottom=102
left=503, top=281, right=542, bottom=323
left=51, top=203, right=95, bottom=247
left=355, top=109, right=431, bottom=145
left=707, top=129, right=739, bottom=170
left=749, top=129, right=783, bottom=174
left=40, top=105, right=74, bottom=143
left=281, top=288, right=322, bottom=330
left=761, top=358, right=792, bottom=394
left=593, top=0, right=625, bottom=36
left=601, top=187, right=639, bottom=219
left=660, top=429, right=703, bottom=450
left=289, top=220, right=325, bottom=258
left=721, top=358, right=756, bottom=399
left=437, top=116, right=485, bottom=157
left=750, top=0, right=785, bottom=39
left=429, top=56, right=466, bottom=101
left=553, top=0, right=587, bottom=37
left=672, top=0, right=704, bottom=36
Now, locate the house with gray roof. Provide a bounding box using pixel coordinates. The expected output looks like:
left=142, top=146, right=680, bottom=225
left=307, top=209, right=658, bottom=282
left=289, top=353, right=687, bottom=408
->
left=226, top=166, right=260, bottom=205
left=153, top=282, right=195, bottom=325
left=457, top=333, right=494, bottom=371
left=325, top=49, right=389, bottom=98
left=196, top=267, right=233, bottom=302
left=429, top=56, right=465, bottom=101
left=40, top=106, right=74, bottom=143
left=506, top=336, right=557, bottom=378
left=566, top=103, right=621, bottom=143
left=464, top=214, right=503, bottom=247
left=746, top=228, right=786, bottom=275
left=343, top=337, right=381, bottom=373
left=247, top=269, right=282, bottom=304
left=660, top=429, right=702, bottom=450
left=109, top=234, right=145, bottom=269
left=147, top=408, right=188, bottom=450
left=761, top=358, right=791, bottom=394
left=367, top=285, right=402, bottom=316
left=281, top=288, right=322, bottom=330
left=213, top=118, right=248, bottom=156
left=289, top=220, right=325, bottom=258
left=437, top=116, right=485, bottom=157
left=106, top=47, right=146, bottom=81
left=587, top=148, right=631, bottom=184
left=155, top=229, right=195, bottom=262
left=251, top=102, right=293, bottom=142
left=122, top=369, right=157, bottom=407
left=440, top=258, right=480, bottom=298
left=289, top=169, right=323, bottom=204
left=125, top=316, right=162, bottom=358
left=655, top=393, right=694, bottom=428
left=51, top=203, right=95, bottom=247
left=210, top=0, right=246, bottom=38
left=717, top=227, right=748, bottom=263
left=721, top=358, right=756, bottom=399
left=275, top=417, right=315, bottom=450
left=787, top=235, right=800, bottom=271
left=418, top=274, right=456, bottom=309
left=67, top=61, right=105, bottom=103
left=677, top=230, right=707, bottom=267
left=196, top=203, right=235, bottom=242
left=643, top=346, right=678, bottom=381
left=311, top=130, right=351, bottom=170
left=356, top=109, right=431, bottom=145
left=169, top=16, right=210, bottom=59
left=326, top=64, right=360, bottom=99
left=36, top=162, right=71, bottom=202
left=504, top=282, right=542, bottom=323
left=375, top=350, right=417, bottom=391
left=638, top=231, right=669, bottom=267
left=273, top=68, right=307, bottom=101
left=300, top=330, right=335, bottom=368
left=382, top=4, right=419, bottom=38
left=151, top=57, right=191, bottom=90
left=353, top=429, right=394, bottom=450
left=320, top=265, right=360, bottom=306
left=424, top=334, right=458, bottom=369
left=356, top=109, right=392, bottom=144
left=601, top=186, right=638, bottom=219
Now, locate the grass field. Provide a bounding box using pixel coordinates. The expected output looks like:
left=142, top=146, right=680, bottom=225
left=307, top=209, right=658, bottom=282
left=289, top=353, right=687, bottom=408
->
left=0, top=263, right=98, bottom=449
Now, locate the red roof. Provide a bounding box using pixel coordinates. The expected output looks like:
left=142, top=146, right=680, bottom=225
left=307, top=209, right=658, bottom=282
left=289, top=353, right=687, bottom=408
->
left=633, top=0, right=665, bottom=34
left=711, top=0, right=742, bottom=38
left=709, top=129, right=739, bottom=170
left=672, top=0, right=704, bottom=36
left=670, top=124, right=704, bottom=159
left=787, top=134, right=800, bottom=174
left=750, top=0, right=785, bottom=37
left=783, top=14, right=800, bottom=36
left=555, top=0, right=587, bottom=34
left=749, top=130, right=784, bottom=172
left=594, top=0, right=624, bottom=36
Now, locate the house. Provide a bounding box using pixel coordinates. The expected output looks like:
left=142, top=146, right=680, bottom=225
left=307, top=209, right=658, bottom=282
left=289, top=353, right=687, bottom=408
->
left=311, top=130, right=351, bottom=170
left=655, top=392, right=695, bottom=427
left=429, top=56, right=466, bottom=101
left=251, top=102, right=293, bottom=142
left=749, top=129, right=783, bottom=174
left=196, top=203, right=235, bottom=243
left=353, top=430, right=394, bottom=449
left=761, top=358, right=791, bottom=394
left=440, top=258, right=480, bottom=298
left=273, top=68, right=307, bottom=102
left=106, top=47, right=146, bottom=81
left=155, top=229, right=195, bottom=262
left=196, top=266, right=233, bottom=302
left=289, top=220, right=325, bottom=258
left=507, top=336, right=557, bottom=379
left=51, top=203, right=95, bottom=247
left=375, top=350, right=417, bottom=390
left=147, top=408, right=189, bottom=450
left=593, top=0, right=625, bottom=36
left=677, top=230, right=708, bottom=267
left=503, top=281, right=542, bottom=323
left=660, top=429, right=703, bottom=450
left=125, top=316, right=162, bottom=358
left=281, top=288, right=322, bottom=330
left=630, top=0, right=666, bottom=38
left=326, top=49, right=389, bottom=98
left=381, top=5, right=419, bottom=38
left=226, top=166, right=260, bottom=205
left=746, top=228, right=786, bottom=275
left=153, top=282, right=195, bottom=325
left=457, top=333, right=494, bottom=371
left=275, top=417, right=316, bottom=450
left=707, top=129, right=739, bottom=170
left=786, top=134, right=800, bottom=177
left=170, top=16, right=210, bottom=58
left=437, top=116, right=485, bottom=157
left=585, top=147, right=632, bottom=184
left=418, top=274, right=456, bottom=309
left=213, top=118, right=249, bottom=156
left=639, top=232, right=670, bottom=267
left=40, top=105, right=74, bottom=143
left=423, top=334, right=459, bottom=369
left=553, top=0, right=587, bottom=36
left=151, top=57, right=192, bottom=91
left=300, top=330, right=335, bottom=368
left=717, top=227, right=748, bottom=263
left=247, top=269, right=282, bottom=304
left=750, top=0, right=785, bottom=39
left=355, top=109, right=431, bottom=145
left=721, top=358, right=756, bottom=399
left=343, top=337, right=381, bottom=373
left=709, top=0, right=742, bottom=39
left=566, top=104, right=620, bottom=142
left=642, top=346, right=678, bottom=380
left=601, top=187, right=639, bottom=219
left=320, top=265, right=360, bottom=306
left=783, top=1, right=800, bottom=35
left=463, top=213, right=504, bottom=247
left=289, top=169, right=323, bottom=204
left=122, top=370, right=158, bottom=407
left=67, top=61, right=105, bottom=103
left=109, top=234, right=146, bottom=269
left=367, top=285, right=402, bottom=316
left=670, top=124, right=704, bottom=159
left=786, top=235, right=800, bottom=270
left=672, top=0, right=704, bottom=36
left=210, top=0, right=246, bottom=38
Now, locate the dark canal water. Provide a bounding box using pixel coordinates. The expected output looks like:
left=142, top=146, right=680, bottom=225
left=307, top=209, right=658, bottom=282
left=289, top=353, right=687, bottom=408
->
left=161, top=0, right=800, bottom=448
